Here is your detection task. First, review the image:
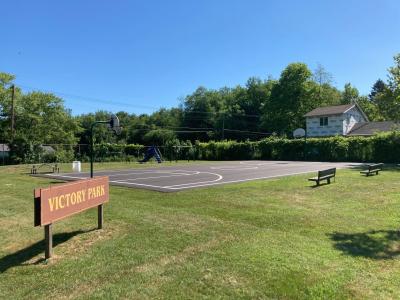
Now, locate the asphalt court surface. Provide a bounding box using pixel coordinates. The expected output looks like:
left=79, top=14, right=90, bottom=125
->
left=38, top=161, right=362, bottom=192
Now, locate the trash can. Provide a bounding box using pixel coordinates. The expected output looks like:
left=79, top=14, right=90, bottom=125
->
left=72, top=161, right=81, bottom=173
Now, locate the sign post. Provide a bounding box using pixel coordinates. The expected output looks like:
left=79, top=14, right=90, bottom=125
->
left=45, top=224, right=52, bottom=259
left=34, top=176, right=109, bottom=259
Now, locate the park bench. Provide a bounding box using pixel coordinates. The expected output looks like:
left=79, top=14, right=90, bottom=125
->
left=360, top=163, right=383, bottom=176
left=31, top=163, right=60, bottom=174
left=308, top=168, right=336, bottom=186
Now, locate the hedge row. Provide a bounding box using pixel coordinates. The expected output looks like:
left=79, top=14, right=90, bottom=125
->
left=194, top=132, right=400, bottom=162
left=23, top=131, right=400, bottom=163
left=88, top=132, right=400, bottom=163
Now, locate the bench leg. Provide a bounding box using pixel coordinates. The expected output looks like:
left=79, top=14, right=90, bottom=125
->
left=327, top=178, right=331, bottom=184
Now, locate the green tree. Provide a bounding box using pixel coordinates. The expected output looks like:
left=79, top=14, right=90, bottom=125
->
left=369, top=79, right=387, bottom=102
left=373, top=54, right=400, bottom=121
left=143, top=129, right=176, bottom=145
left=11, top=91, right=81, bottom=162
left=262, top=63, right=313, bottom=134
left=0, top=73, right=17, bottom=142
left=341, top=83, right=359, bottom=104
left=311, top=64, right=341, bottom=106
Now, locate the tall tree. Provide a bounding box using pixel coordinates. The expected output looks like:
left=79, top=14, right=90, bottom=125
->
left=0, top=73, right=17, bottom=142
left=313, top=63, right=334, bottom=86
left=341, top=83, right=359, bottom=104
left=373, top=54, right=400, bottom=120
left=262, top=63, right=313, bottom=134
left=369, top=79, right=387, bottom=102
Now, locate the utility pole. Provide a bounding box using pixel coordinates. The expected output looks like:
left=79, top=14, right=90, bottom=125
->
left=221, top=112, right=225, bottom=141
left=10, top=85, right=15, bottom=140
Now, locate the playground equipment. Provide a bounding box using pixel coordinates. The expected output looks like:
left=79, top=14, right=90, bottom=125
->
left=140, top=146, right=162, bottom=163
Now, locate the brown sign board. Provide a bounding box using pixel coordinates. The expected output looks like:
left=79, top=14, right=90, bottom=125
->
left=34, top=176, right=109, bottom=226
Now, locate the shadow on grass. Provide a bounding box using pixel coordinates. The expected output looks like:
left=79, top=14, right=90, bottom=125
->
left=328, top=230, right=400, bottom=259
left=349, top=163, right=400, bottom=172
left=0, top=229, right=92, bottom=273
left=309, top=182, right=333, bottom=188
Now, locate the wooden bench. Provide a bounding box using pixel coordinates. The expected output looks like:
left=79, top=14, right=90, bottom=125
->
left=31, top=163, right=59, bottom=174
left=308, top=168, right=336, bottom=186
left=360, top=163, right=383, bottom=176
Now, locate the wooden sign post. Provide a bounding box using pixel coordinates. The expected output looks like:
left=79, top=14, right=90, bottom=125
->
left=34, top=176, right=109, bottom=259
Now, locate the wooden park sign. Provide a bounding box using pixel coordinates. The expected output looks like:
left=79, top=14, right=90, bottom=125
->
left=34, top=176, right=109, bottom=259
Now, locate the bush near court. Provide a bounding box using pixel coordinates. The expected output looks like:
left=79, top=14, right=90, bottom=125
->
left=6, top=131, right=400, bottom=164
left=89, top=131, right=400, bottom=163
left=195, top=132, right=400, bottom=162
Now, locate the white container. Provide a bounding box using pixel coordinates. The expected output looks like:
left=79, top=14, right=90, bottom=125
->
left=72, top=161, right=81, bottom=173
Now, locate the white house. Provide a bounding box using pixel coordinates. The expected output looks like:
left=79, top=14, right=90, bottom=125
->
left=304, top=103, right=370, bottom=137
left=304, top=103, right=399, bottom=137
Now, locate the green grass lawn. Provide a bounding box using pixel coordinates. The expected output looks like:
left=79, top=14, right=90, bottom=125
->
left=1, top=163, right=400, bottom=299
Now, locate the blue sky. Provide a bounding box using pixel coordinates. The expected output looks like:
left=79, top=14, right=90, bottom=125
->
left=2, top=0, right=399, bottom=115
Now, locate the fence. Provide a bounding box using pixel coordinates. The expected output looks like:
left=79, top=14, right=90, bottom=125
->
left=3, top=131, right=400, bottom=165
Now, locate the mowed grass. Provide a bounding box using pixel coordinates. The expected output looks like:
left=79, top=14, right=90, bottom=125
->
left=2, top=163, right=400, bottom=299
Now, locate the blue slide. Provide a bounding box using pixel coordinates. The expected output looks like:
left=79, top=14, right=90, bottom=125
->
left=140, top=146, right=162, bottom=163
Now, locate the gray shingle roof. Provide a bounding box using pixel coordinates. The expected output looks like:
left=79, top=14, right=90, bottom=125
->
left=347, top=121, right=399, bottom=136
left=304, top=104, right=355, bottom=117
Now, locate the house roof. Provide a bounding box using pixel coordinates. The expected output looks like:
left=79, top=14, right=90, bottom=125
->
left=0, top=144, right=10, bottom=151
left=347, top=121, right=399, bottom=136
left=304, top=104, right=355, bottom=117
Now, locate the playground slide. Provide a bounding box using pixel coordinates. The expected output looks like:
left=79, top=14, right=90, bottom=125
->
left=140, top=146, right=162, bottom=163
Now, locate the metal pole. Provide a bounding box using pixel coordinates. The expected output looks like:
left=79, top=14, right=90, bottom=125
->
left=10, top=85, right=15, bottom=140
left=222, top=113, right=225, bottom=140
left=90, top=121, right=109, bottom=229
left=304, top=133, right=307, bottom=161
left=90, top=123, right=95, bottom=178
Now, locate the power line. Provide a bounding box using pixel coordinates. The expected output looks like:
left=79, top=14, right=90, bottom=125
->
left=223, top=129, right=271, bottom=135
left=18, top=83, right=264, bottom=118
left=18, top=84, right=157, bottom=111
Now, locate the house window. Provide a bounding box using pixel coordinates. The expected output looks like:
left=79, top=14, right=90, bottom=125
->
left=320, top=117, right=328, bottom=126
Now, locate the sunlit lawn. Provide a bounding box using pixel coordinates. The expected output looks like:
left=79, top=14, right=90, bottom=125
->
left=1, top=163, right=400, bottom=299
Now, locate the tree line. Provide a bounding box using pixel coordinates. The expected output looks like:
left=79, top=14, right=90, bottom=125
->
left=0, top=54, right=399, bottom=163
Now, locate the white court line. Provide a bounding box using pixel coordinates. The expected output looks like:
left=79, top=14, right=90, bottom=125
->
left=166, top=170, right=317, bottom=190
left=164, top=172, right=223, bottom=188
left=106, top=170, right=188, bottom=177
left=210, top=166, right=258, bottom=170
left=110, top=180, right=165, bottom=189
left=121, top=172, right=199, bottom=181
left=113, top=170, right=317, bottom=190
left=54, top=169, right=199, bottom=178
left=111, top=171, right=223, bottom=190
left=108, top=171, right=191, bottom=178
left=239, top=161, right=274, bottom=166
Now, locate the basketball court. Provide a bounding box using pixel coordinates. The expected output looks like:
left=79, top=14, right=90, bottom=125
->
left=37, top=161, right=362, bottom=192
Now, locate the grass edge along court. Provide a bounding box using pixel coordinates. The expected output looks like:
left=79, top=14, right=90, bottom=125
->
left=2, top=162, right=400, bottom=299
